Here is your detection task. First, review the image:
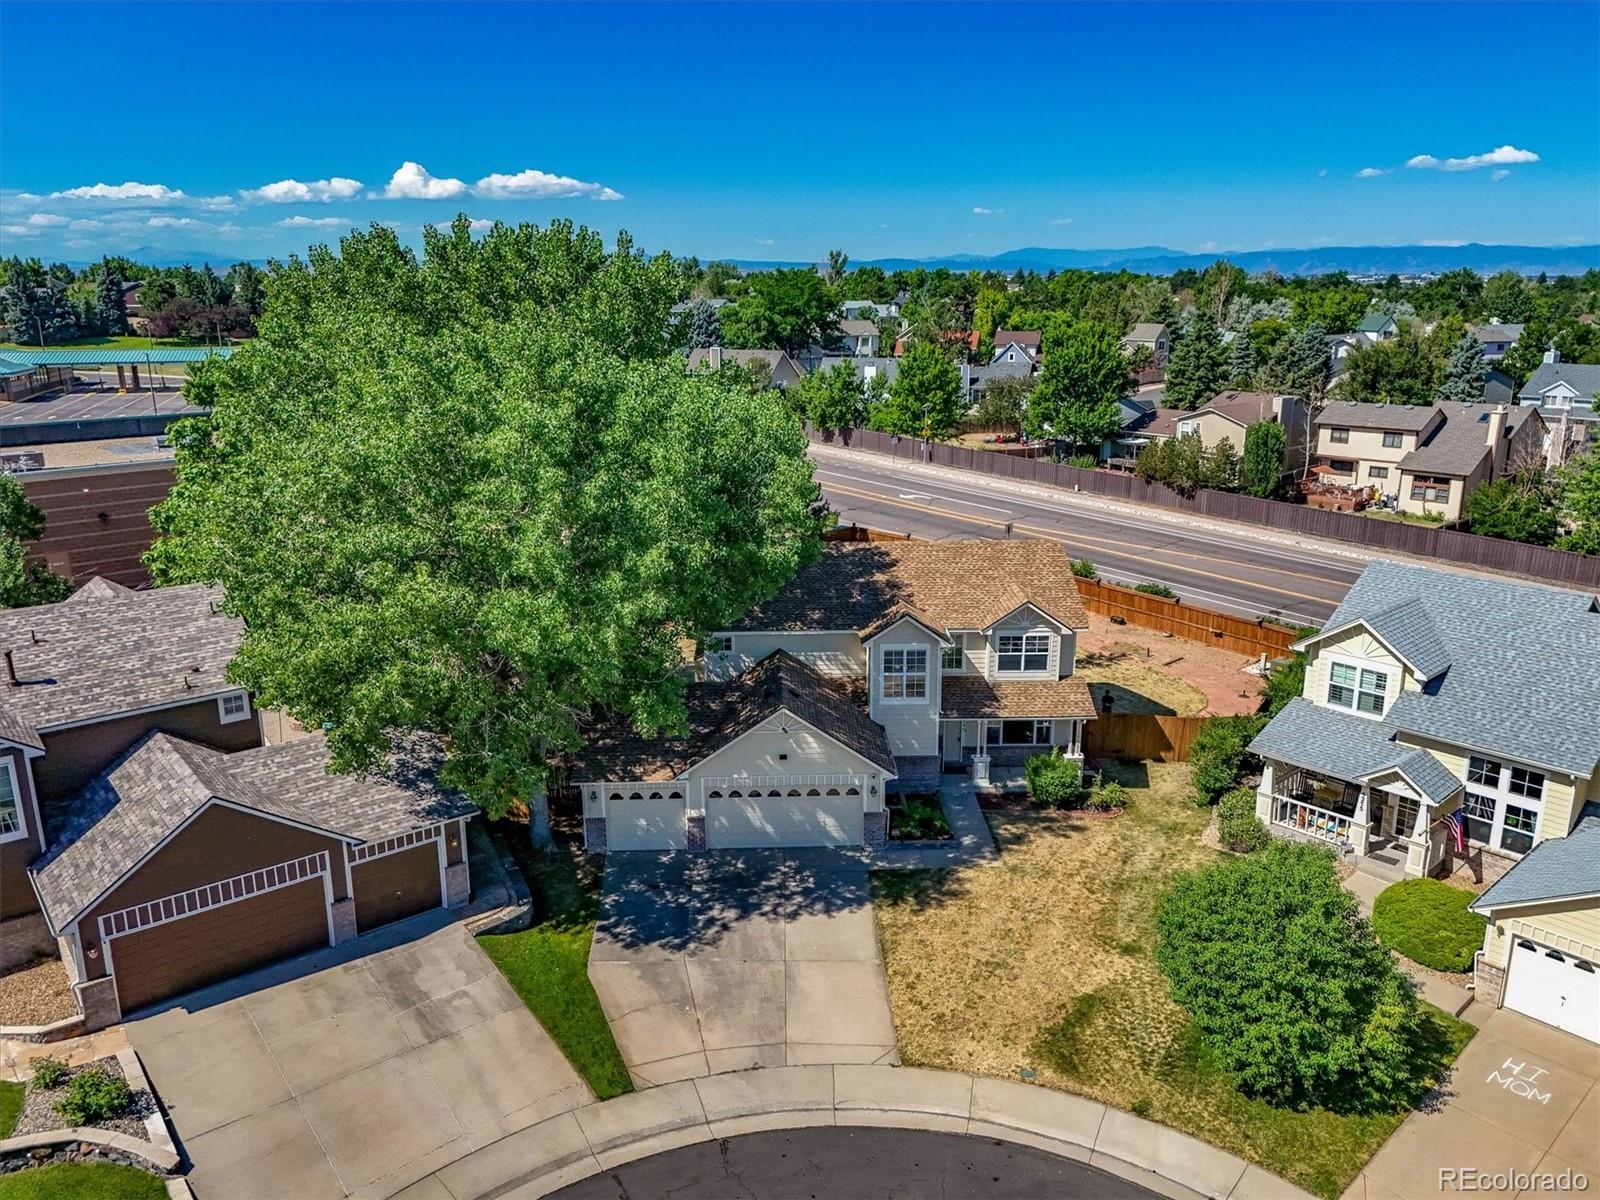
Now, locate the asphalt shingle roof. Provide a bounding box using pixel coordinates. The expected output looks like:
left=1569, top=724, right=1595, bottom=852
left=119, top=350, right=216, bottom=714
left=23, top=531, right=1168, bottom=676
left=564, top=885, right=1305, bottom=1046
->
left=573, top=651, right=894, bottom=781
left=940, top=675, right=1096, bottom=720
left=1358, top=596, right=1452, bottom=681
left=1471, top=809, right=1600, bottom=911
left=726, top=541, right=1089, bottom=637
left=1398, top=402, right=1536, bottom=477
left=0, top=581, right=243, bottom=748
left=1519, top=362, right=1600, bottom=404
left=1248, top=698, right=1462, bottom=804
left=1316, top=401, right=1440, bottom=433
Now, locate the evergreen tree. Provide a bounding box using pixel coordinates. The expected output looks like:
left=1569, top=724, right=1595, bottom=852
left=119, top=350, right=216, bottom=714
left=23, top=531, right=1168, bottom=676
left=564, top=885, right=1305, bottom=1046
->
left=229, top=262, right=264, bottom=317
left=1164, top=313, right=1227, bottom=409
left=1206, top=436, right=1242, bottom=491
left=1436, top=332, right=1487, bottom=403
left=681, top=298, right=722, bottom=349
left=868, top=342, right=964, bottom=438
left=1227, top=328, right=1257, bottom=388
left=1241, top=421, right=1286, bottom=498
left=95, top=266, right=129, bottom=336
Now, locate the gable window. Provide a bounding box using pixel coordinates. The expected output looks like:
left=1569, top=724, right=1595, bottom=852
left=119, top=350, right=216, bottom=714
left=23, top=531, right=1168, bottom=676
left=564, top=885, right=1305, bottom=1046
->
left=880, top=647, right=928, bottom=701
left=1329, top=427, right=1350, bottom=444
left=987, top=719, right=1054, bottom=746
left=1326, top=661, right=1386, bottom=715
left=0, top=759, right=23, bottom=841
left=941, top=644, right=964, bottom=671
left=1382, top=431, right=1404, bottom=449
left=218, top=691, right=251, bottom=724
left=997, top=633, right=1049, bottom=673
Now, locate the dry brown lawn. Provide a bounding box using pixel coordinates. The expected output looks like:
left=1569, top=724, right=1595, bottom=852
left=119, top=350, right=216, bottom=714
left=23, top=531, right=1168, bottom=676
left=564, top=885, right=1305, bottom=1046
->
left=1073, top=656, right=1209, bottom=716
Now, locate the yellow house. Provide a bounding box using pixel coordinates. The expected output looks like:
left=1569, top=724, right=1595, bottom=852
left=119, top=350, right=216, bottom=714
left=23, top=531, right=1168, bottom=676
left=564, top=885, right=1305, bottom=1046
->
left=1249, top=560, right=1600, bottom=1042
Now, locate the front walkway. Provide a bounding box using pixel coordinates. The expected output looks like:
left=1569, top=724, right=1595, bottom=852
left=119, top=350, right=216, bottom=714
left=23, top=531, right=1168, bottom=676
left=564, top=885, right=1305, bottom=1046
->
left=389, top=1064, right=1315, bottom=1200
left=588, top=849, right=898, bottom=1087
left=1344, top=1009, right=1599, bottom=1200
left=1342, top=866, right=1477, bottom=1019
left=870, top=776, right=1000, bottom=870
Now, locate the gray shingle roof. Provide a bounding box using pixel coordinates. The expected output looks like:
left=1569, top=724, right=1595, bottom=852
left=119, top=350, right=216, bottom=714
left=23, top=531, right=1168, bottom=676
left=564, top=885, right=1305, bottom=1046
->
left=1398, top=402, right=1537, bottom=477
left=1519, top=362, right=1600, bottom=404
left=1469, top=324, right=1524, bottom=344
left=1471, top=809, right=1600, bottom=911
left=1248, top=698, right=1462, bottom=804
left=1357, top=313, right=1396, bottom=333
left=1315, top=561, right=1600, bottom=777
left=0, top=582, right=243, bottom=747
left=30, top=731, right=474, bottom=931
left=1124, top=323, right=1167, bottom=344
left=1316, top=401, right=1439, bottom=432
left=1357, top=596, right=1452, bottom=680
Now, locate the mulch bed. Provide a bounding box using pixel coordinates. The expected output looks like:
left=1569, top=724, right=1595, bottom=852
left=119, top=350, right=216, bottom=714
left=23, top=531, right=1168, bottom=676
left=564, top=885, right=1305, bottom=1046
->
left=0, top=958, right=76, bottom=1028
left=11, top=1057, right=155, bottom=1142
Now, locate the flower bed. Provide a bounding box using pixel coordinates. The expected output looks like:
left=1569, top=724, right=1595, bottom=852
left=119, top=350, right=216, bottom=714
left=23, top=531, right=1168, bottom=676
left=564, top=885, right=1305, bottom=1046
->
left=10, top=1058, right=155, bottom=1145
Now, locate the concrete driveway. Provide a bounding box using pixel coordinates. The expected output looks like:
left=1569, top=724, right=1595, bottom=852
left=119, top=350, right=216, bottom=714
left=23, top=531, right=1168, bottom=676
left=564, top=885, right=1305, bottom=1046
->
left=1347, top=1008, right=1599, bottom=1200
left=126, top=917, right=589, bottom=1200
left=589, top=849, right=898, bottom=1086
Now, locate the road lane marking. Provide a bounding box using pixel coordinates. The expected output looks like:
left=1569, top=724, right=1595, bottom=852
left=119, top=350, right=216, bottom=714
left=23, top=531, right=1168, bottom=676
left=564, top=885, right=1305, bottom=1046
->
left=897, top=490, right=1013, bottom=515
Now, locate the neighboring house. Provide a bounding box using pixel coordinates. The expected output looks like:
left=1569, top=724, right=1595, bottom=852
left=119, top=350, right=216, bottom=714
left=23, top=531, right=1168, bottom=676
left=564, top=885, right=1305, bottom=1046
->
left=685, top=346, right=806, bottom=390
left=842, top=300, right=897, bottom=321
left=1469, top=323, right=1525, bottom=361
left=838, top=319, right=882, bottom=357
left=990, top=330, right=1041, bottom=364
left=1249, top=561, right=1600, bottom=1043
left=1120, top=323, right=1170, bottom=360
left=1169, top=391, right=1309, bottom=469
left=1355, top=313, right=1400, bottom=344
left=1516, top=351, right=1600, bottom=468
left=817, top=355, right=898, bottom=390
left=572, top=541, right=1095, bottom=853
left=971, top=357, right=1034, bottom=402
left=1310, top=400, right=1544, bottom=521
left=0, top=580, right=475, bottom=1028
left=1103, top=398, right=1182, bottom=462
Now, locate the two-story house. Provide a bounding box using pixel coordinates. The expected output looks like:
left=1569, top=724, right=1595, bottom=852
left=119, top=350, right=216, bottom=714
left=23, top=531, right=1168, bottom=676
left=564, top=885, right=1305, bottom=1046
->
left=1310, top=400, right=1544, bottom=521
left=991, top=330, right=1041, bottom=365
left=1248, top=561, right=1600, bottom=1043
left=1120, top=323, right=1171, bottom=362
left=1468, top=322, right=1524, bottom=361
left=1, top=578, right=475, bottom=1030
left=837, top=319, right=882, bottom=357
left=1170, top=391, right=1310, bottom=471
left=1516, top=351, right=1600, bottom=468
left=571, top=540, right=1094, bottom=853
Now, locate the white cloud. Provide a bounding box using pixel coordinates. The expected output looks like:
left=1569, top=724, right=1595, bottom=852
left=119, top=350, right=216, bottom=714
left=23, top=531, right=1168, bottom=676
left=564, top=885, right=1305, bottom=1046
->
left=1, top=223, right=38, bottom=237
left=430, top=218, right=495, bottom=235
left=1317, top=168, right=1329, bottom=178
left=1420, top=239, right=1468, bottom=247
left=243, top=176, right=363, bottom=204
left=49, top=180, right=187, bottom=202
left=1406, top=145, right=1539, bottom=172
left=972, top=206, right=1004, bottom=216
left=278, top=215, right=346, bottom=228
left=25, top=213, right=69, bottom=227
left=1355, top=167, right=1387, bottom=178
left=1491, top=169, right=1511, bottom=183
left=753, top=237, right=776, bottom=246
left=146, top=216, right=198, bottom=228
left=382, top=162, right=467, bottom=200
left=471, top=168, right=621, bottom=201
left=1049, top=217, right=1074, bottom=226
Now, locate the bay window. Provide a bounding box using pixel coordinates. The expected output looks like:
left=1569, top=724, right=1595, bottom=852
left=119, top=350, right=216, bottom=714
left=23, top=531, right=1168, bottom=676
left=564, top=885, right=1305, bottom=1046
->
left=997, top=633, right=1050, bottom=673
left=880, top=647, right=928, bottom=701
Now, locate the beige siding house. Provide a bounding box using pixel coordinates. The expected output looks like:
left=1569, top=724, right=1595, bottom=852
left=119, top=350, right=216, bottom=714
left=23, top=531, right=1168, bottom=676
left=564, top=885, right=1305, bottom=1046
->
left=1248, top=561, right=1600, bottom=1042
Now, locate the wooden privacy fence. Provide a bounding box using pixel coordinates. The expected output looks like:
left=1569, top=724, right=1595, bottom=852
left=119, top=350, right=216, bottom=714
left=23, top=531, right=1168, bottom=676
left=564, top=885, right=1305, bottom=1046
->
left=808, top=426, right=1600, bottom=589
left=1075, top=577, right=1302, bottom=658
left=1085, top=714, right=1206, bottom=763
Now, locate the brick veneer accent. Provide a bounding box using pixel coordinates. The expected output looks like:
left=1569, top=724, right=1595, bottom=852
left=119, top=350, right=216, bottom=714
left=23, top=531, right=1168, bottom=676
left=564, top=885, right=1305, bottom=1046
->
left=863, top=811, right=888, bottom=848
left=0, top=912, right=59, bottom=973
left=77, top=975, right=121, bottom=1031
left=888, top=756, right=941, bottom=794
left=1474, top=956, right=1507, bottom=1008
left=583, top=816, right=608, bottom=854
left=1433, top=843, right=1515, bottom=885
left=444, top=862, right=470, bottom=907
left=686, top=814, right=707, bottom=852
left=330, top=897, right=357, bottom=944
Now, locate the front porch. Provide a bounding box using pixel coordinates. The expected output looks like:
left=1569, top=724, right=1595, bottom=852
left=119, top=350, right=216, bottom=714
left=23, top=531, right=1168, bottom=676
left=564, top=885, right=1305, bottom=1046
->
left=1256, top=761, right=1454, bottom=878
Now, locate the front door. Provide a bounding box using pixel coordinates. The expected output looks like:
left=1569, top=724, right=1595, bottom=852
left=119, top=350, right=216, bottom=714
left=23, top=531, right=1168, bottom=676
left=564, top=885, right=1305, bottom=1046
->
left=1369, top=792, right=1387, bottom=838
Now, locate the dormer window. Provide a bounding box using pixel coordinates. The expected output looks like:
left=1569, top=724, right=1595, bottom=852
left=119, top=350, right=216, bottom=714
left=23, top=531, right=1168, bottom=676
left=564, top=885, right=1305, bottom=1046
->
left=218, top=691, right=251, bottom=724
left=880, top=647, right=928, bottom=701
left=997, top=633, right=1049, bottom=673
left=1327, top=662, right=1386, bottom=715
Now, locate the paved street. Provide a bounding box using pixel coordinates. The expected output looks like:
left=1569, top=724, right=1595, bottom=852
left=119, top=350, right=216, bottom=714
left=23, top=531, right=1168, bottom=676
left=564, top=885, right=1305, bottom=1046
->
left=589, top=849, right=898, bottom=1086
left=812, top=445, right=1366, bottom=625
left=550, top=1126, right=1162, bottom=1199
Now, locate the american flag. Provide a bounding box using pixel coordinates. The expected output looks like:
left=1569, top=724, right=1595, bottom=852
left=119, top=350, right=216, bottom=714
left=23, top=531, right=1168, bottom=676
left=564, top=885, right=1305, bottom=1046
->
left=1446, top=809, right=1466, bottom=852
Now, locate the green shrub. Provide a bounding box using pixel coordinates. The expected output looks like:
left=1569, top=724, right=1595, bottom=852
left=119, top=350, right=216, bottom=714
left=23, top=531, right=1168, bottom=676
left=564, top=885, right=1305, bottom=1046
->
left=1071, top=557, right=1097, bottom=579
left=1189, top=714, right=1267, bottom=805
left=30, top=1056, right=69, bottom=1089
left=1134, top=582, right=1177, bottom=598
left=890, top=793, right=953, bottom=840
left=1372, top=879, right=1485, bottom=972
left=53, top=1067, right=131, bottom=1126
left=1216, top=786, right=1269, bottom=852
left=1156, top=842, right=1424, bottom=1110
left=1025, top=751, right=1081, bottom=809
left=1065, top=454, right=1099, bottom=469
left=1086, top=779, right=1127, bottom=812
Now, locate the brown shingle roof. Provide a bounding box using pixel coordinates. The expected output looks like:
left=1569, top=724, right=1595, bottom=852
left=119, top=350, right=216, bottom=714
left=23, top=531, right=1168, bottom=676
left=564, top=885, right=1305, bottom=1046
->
left=573, top=651, right=893, bottom=781
left=1196, top=391, right=1288, bottom=426
left=727, top=541, right=1089, bottom=635
left=940, top=675, right=1096, bottom=719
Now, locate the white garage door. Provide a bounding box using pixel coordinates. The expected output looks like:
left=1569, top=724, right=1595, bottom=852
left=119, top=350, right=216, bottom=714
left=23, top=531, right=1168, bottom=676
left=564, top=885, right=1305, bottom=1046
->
left=605, top=789, right=688, bottom=851
left=706, top=786, right=864, bottom=849
left=1503, top=938, right=1600, bottom=1044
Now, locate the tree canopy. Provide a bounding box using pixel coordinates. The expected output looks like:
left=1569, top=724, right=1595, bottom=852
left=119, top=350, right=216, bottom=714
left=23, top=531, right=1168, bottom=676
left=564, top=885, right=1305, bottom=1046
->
left=1241, top=420, right=1286, bottom=498
left=868, top=342, right=964, bottom=438
left=1023, top=317, right=1130, bottom=449
left=719, top=267, right=842, bottom=357
left=1164, top=313, right=1228, bottom=410
left=147, top=219, right=827, bottom=814
left=793, top=361, right=867, bottom=430
left=0, top=476, right=73, bottom=609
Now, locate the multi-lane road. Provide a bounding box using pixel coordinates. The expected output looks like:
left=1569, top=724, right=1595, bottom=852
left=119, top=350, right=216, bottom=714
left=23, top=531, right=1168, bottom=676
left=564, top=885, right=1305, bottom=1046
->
left=812, top=446, right=1366, bottom=625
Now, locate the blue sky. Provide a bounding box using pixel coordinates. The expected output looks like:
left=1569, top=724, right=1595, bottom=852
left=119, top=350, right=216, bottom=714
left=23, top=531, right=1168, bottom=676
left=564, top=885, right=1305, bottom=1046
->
left=3, top=1, right=1597, bottom=264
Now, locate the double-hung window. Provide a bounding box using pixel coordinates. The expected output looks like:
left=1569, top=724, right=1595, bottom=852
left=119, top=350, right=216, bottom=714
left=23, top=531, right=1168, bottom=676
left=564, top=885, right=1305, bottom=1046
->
left=0, top=759, right=23, bottom=842
left=1382, top=431, right=1404, bottom=449
left=996, top=633, right=1049, bottom=673
left=1327, top=661, right=1387, bottom=715
left=1463, top=791, right=1497, bottom=844
left=941, top=644, right=964, bottom=671
left=1329, top=428, right=1350, bottom=444
left=880, top=647, right=928, bottom=701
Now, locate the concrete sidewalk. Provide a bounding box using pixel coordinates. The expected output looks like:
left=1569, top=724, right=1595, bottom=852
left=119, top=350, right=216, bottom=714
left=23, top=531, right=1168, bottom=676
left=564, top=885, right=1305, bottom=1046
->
left=1342, top=868, right=1478, bottom=1020
left=390, top=1064, right=1315, bottom=1200
left=870, top=778, right=1000, bottom=870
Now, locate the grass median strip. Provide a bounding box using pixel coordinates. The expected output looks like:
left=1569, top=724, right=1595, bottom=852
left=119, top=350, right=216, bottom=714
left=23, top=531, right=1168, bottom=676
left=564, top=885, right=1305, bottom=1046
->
left=0, top=1162, right=168, bottom=1200
left=478, top=821, right=633, bottom=1101
left=0, top=1080, right=21, bottom=1138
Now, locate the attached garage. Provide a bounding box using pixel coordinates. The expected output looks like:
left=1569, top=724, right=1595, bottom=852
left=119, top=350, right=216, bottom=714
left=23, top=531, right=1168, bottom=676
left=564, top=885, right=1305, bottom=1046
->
left=705, top=786, right=863, bottom=849
left=353, top=842, right=443, bottom=932
left=605, top=789, right=689, bottom=851
left=1502, top=938, right=1600, bottom=1044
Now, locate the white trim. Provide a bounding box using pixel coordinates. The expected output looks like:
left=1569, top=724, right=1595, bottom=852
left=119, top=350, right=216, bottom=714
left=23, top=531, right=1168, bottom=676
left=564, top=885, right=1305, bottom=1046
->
left=1322, top=652, right=1390, bottom=720
left=1472, top=890, right=1600, bottom=916
left=0, top=757, right=27, bottom=845
left=216, top=691, right=251, bottom=724
left=0, top=737, right=46, bottom=759
left=993, top=628, right=1054, bottom=678
left=686, top=706, right=896, bottom=780
left=981, top=601, right=1080, bottom=634
left=863, top=614, right=952, bottom=647
left=878, top=643, right=930, bottom=705
left=348, top=822, right=446, bottom=863
left=1292, top=618, right=1427, bottom=677
left=97, top=851, right=331, bottom=942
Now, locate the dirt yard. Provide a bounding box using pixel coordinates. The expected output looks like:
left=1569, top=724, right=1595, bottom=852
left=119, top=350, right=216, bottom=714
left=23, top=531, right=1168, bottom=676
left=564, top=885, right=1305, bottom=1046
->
left=1077, top=613, right=1263, bottom=716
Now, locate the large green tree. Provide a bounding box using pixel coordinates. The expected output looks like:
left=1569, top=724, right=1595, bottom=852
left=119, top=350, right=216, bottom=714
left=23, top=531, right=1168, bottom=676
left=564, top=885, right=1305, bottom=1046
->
left=0, top=476, right=73, bottom=609
left=1558, top=449, right=1600, bottom=555
left=1339, top=325, right=1438, bottom=405
left=1436, top=332, right=1487, bottom=403
left=147, top=219, right=827, bottom=815
left=1465, top=472, right=1559, bottom=545
left=793, top=361, right=867, bottom=430
left=1164, top=313, right=1228, bottom=409
left=718, top=267, right=842, bottom=357
left=1481, top=271, right=1534, bottom=324
left=94, top=266, right=129, bottom=336
left=868, top=341, right=964, bottom=438
left=1241, top=420, right=1287, bottom=497
left=1024, top=317, right=1130, bottom=450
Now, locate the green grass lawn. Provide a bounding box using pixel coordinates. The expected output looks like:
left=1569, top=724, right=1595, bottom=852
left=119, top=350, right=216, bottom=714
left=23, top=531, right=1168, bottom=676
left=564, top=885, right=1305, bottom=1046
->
left=0, top=1162, right=167, bottom=1200
left=477, top=819, right=632, bottom=1101
left=0, top=1079, right=21, bottom=1137
left=0, top=335, right=211, bottom=352
left=874, top=760, right=1478, bottom=1200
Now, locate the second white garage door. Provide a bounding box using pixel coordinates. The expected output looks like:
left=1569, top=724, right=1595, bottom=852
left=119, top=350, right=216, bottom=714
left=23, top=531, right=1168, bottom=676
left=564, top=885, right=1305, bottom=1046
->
left=1503, top=938, right=1600, bottom=1044
left=705, top=788, right=864, bottom=849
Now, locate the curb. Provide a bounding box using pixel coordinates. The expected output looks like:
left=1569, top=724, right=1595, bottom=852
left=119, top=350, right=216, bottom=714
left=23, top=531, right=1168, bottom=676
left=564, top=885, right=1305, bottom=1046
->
left=0, top=1126, right=180, bottom=1175
left=388, top=1064, right=1316, bottom=1200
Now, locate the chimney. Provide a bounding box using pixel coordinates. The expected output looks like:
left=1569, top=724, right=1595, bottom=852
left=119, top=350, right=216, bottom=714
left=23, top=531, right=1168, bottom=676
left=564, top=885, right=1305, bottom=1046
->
left=4, top=650, right=18, bottom=687
left=1543, top=346, right=1561, bottom=365
left=1486, top=406, right=1507, bottom=448
left=707, top=345, right=723, bottom=370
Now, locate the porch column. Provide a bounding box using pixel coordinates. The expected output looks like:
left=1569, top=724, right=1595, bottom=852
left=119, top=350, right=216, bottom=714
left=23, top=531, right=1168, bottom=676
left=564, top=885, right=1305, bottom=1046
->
left=1403, top=801, right=1431, bottom=877
left=1254, top=760, right=1275, bottom=824
left=1350, top=787, right=1371, bottom=855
